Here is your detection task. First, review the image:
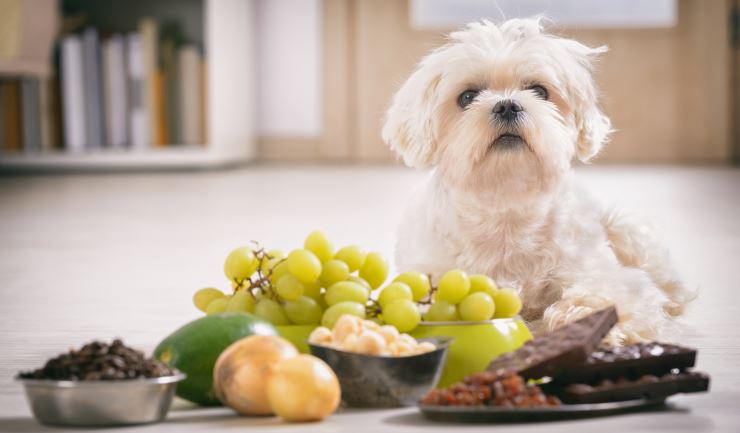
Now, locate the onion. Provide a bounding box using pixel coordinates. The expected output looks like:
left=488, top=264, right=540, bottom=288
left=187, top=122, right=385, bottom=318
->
left=213, top=335, right=298, bottom=415
left=267, top=355, right=341, bottom=421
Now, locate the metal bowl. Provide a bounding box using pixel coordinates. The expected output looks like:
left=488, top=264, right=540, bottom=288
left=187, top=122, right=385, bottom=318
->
left=17, top=373, right=186, bottom=427
left=309, top=337, right=450, bottom=408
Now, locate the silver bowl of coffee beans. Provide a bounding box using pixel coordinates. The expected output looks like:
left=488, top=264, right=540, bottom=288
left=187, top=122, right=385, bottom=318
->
left=17, top=339, right=185, bottom=427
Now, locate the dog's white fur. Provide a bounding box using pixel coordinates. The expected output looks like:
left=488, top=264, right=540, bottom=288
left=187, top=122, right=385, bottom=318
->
left=382, top=19, right=694, bottom=344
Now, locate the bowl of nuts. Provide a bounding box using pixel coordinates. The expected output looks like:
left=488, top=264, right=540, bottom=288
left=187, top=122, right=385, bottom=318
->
left=308, top=315, right=450, bottom=407
left=16, top=339, right=185, bottom=427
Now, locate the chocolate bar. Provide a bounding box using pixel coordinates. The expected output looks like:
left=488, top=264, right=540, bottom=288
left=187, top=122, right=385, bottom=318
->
left=487, top=306, right=618, bottom=379
left=555, top=371, right=710, bottom=404
left=553, top=342, right=696, bottom=384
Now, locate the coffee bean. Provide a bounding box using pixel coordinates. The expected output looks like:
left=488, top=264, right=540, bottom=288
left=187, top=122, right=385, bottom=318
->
left=17, top=339, right=175, bottom=381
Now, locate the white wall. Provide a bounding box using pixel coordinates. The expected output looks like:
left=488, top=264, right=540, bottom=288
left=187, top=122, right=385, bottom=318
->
left=410, top=0, right=677, bottom=29
left=255, top=0, right=322, bottom=137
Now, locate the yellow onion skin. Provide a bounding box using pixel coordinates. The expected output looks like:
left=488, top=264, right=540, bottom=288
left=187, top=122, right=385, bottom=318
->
left=213, top=335, right=298, bottom=415
left=266, top=355, right=341, bottom=421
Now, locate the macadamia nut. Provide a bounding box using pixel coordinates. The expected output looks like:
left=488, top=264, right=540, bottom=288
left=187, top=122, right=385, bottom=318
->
left=308, top=327, right=332, bottom=345
left=310, top=314, right=435, bottom=357
left=356, top=330, right=387, bottom=355
left=332, top=315, right=362, bottom=343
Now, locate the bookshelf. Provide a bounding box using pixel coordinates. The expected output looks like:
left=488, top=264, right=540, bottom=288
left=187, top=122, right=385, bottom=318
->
left=0, top=0, right=255, bottom=171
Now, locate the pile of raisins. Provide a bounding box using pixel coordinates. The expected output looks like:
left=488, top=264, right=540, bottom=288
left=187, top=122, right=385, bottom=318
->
left=422, top=370, right=561, bottom=407
left=18, top=339, right=174, bottom=381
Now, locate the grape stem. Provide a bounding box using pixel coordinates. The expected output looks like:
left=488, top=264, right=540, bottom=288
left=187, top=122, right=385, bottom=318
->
left=365, top=298, right=382, bottom=318
left=417, top=273, right=438, bottom=305
left=231, top=245, right=283, bottom=302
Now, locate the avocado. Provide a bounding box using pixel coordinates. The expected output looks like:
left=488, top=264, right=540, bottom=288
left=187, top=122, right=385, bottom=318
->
left=154, top=312, right=277, bottom=405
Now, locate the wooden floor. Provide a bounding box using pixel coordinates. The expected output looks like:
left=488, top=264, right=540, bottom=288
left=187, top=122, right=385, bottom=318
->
left=0, top=165, right=738, bottom=432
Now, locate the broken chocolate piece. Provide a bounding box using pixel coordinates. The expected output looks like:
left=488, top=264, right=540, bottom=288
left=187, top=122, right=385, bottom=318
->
left=553, top=342, right=697, bottom=384
left=487, top=306, right=618, bottom=379
left=555, top=371, right=710, bottom=404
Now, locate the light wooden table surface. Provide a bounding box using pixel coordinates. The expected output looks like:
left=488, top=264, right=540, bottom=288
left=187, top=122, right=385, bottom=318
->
left=1, top=165, right=738, bottom=433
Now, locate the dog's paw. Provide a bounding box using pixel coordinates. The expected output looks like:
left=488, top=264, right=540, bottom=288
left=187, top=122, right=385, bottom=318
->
left=541, top=295, right=613, bottom=333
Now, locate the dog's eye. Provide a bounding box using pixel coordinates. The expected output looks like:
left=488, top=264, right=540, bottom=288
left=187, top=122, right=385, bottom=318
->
left=527, top=84, right=549, bottom=100
left=457, top=89, right=480, bottom=109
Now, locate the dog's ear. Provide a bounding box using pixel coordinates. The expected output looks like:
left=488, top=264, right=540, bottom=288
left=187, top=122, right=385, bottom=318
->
left=382, top=60, right=443, bottom=168
left=559, top=40, right=613, bottom=163
left=575, top=96, right=612, bottom=163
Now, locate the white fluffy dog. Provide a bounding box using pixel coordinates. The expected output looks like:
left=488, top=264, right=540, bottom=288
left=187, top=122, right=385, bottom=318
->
left=382, top=19, right=694, bottom=344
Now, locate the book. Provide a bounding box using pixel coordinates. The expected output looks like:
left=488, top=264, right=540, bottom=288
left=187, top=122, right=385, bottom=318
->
left=1, top=79, right=23, bottom=152
left=178, top=45, right=203, bottom=144
left=139, top=17, right=162, bottom=147
left=60, top=34, right=86, bottom=152
left=126, top=33, right=147, bottom=149
left=161, top=34, right=179, bottom=144
left=102, top=34, right=128, bottom=148
left=153, top=70, right=168, bottom=145
left=20, top=77, right=41, bottom=152
left=200, top=60, right=207, bottom=144
left=48, top=75, right=63, bottom=150
left=82, top=28, right=106, bottom=149
left=38, top=77, right=53, bottom=151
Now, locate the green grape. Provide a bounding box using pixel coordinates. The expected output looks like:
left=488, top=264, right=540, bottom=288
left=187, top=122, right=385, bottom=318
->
left=321, top=301, right=366, bottom=328
left=224, top=247, right=259, bottom=281
left=255, top=298, right=291, bottom=325
left=334, top=245, right=366, bottom=272
left=205, top=297, right=229, bottom=315
left=424, top=301, right=459, bottom=322
left=458, top=292, right=495, bottom=321
left=347, top=275, right=371, bottom=291
left=318, top=259, right=350, bottom=288
left=193, top=287, right=226, bottom=312
left=359, top=252, right=389, bottom=289
left=469, top=274, right=499, bottom=298
left=437, top=269, right=471, bottom=304
left=325, top=281, right=368, bottom=306
left=287, top=249, right=322, bottom=283
left=276, top=274, right=305, bottom=300
left=268, top=249, right=285, bottom=259
left=393, top=271, right=431, bottom=301
left=225, top=290, right=256, bottom=313
left=493, top=288, right=522, bottom=318
left=378, top=282, right=413, bottom=308
left=316, top=292, right=329, bottom=310
left=260, top=249, right=284, bottom=274
left=303, top=280, right=322, bottom=300
left=382, top=299, right=420, bottom=333
left=284, top=296, right=323, bottom=325
left=304, top=230, right=334, bottom=263
left=269, top=260, right=290, bottom=284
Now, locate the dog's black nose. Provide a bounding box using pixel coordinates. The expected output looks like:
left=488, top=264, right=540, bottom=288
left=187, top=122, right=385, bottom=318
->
left=492, top=99, right=523, bottom=122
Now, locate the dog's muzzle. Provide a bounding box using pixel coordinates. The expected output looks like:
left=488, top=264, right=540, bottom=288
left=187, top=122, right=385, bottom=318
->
left=492, top=99, right=523, bottom=123
left=492, top=133, right=526, bottom=150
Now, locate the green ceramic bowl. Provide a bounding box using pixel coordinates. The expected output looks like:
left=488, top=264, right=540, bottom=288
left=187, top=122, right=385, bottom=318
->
left=276, top=325, right=318, bottom=353
left=410, top=318, right=532, bottom=388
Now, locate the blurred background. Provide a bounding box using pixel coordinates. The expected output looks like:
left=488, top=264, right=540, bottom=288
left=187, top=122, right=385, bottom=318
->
left=0, top=0, right=738, bottom=167
left=1, top=1, right=739, bottom=423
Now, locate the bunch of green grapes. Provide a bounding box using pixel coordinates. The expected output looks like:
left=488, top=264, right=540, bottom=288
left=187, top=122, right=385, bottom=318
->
left=193, top=232, right=523, bottom=334
left=422, top=270, right=522, bottom=322
left=193, top=231, right=420, bottom=330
